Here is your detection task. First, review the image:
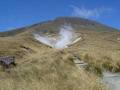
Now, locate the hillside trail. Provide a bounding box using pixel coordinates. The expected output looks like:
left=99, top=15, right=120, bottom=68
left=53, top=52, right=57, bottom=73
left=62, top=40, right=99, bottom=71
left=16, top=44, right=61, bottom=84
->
left=17, top=42, right=120, bottom=90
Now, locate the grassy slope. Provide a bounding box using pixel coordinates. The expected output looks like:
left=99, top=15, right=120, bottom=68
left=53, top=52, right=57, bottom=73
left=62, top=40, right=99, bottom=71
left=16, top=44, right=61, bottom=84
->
left=68, top=30, right=120, bottom=73
left=0, top=17, right=119, bottom=90
left=0, top=32, right=106, bottom=90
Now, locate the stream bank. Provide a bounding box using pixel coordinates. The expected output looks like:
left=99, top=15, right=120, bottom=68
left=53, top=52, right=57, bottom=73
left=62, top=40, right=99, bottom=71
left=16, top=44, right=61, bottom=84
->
left=73, top=58, right=120, bottom=90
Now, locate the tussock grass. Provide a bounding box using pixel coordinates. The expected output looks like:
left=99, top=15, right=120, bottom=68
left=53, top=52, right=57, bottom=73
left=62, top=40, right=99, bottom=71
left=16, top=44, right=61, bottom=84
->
left=0, top=33, right=106, bottom=90
left=65, top=30, right=120, bottom=74
left=68, top=45, right=120, bottom=74
left=0, top=48, right=106, bottom=90
left=0, top=26, right=119, bottom=90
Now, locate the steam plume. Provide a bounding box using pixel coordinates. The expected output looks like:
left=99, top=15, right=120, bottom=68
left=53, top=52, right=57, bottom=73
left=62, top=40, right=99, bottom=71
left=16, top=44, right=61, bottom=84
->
left=55, top=25, right=74, bottom=48
left=34, top=25, right=80, bottom=49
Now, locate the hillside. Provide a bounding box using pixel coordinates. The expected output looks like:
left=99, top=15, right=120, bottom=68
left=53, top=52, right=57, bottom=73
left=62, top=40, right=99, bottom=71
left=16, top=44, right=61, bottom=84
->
left=0, top=17, right=120, bottom=90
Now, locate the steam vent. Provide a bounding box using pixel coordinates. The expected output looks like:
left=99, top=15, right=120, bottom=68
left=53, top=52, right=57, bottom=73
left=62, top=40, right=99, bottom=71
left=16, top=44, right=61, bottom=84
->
left=34, top=25, right=82, bottom=49
left=0, top=17, right=120, bottom=90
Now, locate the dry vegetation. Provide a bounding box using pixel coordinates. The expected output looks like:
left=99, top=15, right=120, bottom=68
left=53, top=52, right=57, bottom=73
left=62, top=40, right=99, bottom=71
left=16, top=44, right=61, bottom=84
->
left=0, top=31, right=108, bottom=90
left=0, top=17, right=120, bottom=90
left=67, top=30, right=120, bottom=73
left=0, top=34, right=106, bottom=90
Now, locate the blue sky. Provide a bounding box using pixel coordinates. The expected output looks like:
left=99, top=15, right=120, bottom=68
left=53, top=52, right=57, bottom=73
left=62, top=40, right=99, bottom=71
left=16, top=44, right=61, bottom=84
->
left=0, top=0, right=120, bottom=32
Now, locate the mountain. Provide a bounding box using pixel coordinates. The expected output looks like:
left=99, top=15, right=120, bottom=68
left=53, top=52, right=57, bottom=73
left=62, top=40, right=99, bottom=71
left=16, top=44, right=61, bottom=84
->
left=0, top=17, right=120, bottom=90
left=0, top=17, right=118, bottom=36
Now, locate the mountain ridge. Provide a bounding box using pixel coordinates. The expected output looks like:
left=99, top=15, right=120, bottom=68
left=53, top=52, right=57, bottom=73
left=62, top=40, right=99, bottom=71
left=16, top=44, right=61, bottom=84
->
left=0, top=17, right=119, bottom=37
left=0, top=16, right=120, bottom=90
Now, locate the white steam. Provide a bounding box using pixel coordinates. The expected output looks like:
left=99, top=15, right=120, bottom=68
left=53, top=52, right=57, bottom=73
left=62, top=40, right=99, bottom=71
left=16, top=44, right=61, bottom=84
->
left=34, top=34, right=54, bottom=47
left=55, top=25, right=74, bottom=48
left=34, top=25, right=80, bottom=49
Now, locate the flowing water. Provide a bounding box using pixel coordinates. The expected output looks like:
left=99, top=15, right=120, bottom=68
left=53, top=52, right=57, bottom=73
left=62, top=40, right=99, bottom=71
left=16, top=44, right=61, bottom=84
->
left=73, top=59, right=120, bottom=90
left=103, top=71, right=120, bottom=90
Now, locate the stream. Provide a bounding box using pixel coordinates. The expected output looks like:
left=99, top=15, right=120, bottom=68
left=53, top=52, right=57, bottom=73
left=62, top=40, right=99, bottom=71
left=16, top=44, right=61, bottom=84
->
left=73, top=59, right=120, bottom=90
left=103, top=71, right=120, bottom=90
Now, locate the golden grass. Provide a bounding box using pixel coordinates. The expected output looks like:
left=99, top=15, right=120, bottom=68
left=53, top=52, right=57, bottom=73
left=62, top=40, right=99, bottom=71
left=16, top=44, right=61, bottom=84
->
left=0, top=29, right=119, bottom=90
left=0, top=46, right=106, bottom=90
left=67, top=30, right=120, bottom=73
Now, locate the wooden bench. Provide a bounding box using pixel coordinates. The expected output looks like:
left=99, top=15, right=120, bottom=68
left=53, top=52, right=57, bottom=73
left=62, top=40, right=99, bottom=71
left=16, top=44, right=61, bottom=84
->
left=0, top=56, right=16, bottom=68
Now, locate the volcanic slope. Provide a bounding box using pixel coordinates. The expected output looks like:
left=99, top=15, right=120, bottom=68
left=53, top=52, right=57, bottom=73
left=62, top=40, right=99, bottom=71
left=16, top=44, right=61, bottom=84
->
left=0, top=17, right=120, bottom=90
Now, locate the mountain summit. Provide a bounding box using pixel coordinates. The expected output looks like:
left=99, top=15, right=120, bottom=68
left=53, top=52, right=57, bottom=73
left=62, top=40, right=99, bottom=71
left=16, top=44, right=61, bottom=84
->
left=0, top=17, right=120, bottom=90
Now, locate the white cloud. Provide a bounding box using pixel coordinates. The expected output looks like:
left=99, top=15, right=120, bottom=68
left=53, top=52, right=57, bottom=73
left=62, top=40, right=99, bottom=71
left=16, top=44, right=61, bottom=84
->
left=70, top=5, right=112, bottom=19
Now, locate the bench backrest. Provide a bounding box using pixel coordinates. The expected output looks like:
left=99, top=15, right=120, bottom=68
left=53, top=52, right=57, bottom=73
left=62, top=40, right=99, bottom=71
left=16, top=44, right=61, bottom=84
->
left=0, top=56, right=15, bottom=65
